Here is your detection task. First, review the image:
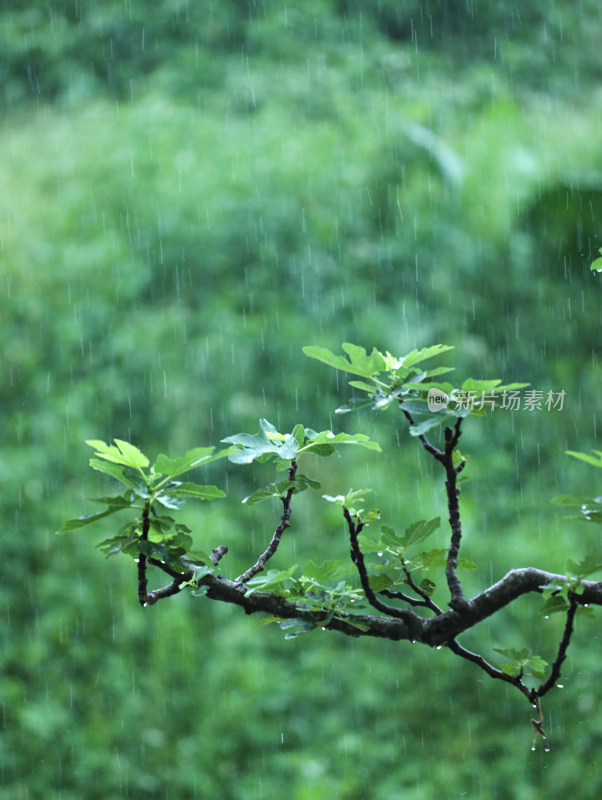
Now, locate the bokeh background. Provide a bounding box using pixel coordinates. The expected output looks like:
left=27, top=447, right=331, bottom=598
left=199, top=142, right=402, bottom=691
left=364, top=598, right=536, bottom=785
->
left=1, top=1, right=602, bottom=797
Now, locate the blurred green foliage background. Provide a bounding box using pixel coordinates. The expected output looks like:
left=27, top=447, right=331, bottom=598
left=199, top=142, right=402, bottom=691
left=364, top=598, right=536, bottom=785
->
left=1, top=1, right=601, bottom=797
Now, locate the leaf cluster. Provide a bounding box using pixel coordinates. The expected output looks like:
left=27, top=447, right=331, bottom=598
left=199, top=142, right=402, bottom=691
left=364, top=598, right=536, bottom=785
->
left=60, top=439, right=232, bottom=568
left=538, top=448, right=602, bottom=616
left=359, top=517, right=475, bottom=598
left=223, top=418, right=380, bottom=465
left=256, top=559, right=368, bottom=639
left=303, top=343, right=529, bottom=437
left=492, top=648, right=549, bottom=680
left=224, top=419, right=380, bottom=505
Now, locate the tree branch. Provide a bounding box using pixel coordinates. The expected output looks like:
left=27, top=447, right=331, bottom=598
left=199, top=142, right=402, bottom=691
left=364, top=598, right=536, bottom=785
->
left=144, top=548, right=231, bottom=606
left=203, top=572, right=426, bottom=640
left=400, top=407, right=444, bottom=463
left=235, top=461, right=298, bottom=585
left=535, top=592, right=579, bottom=698
left=442, top=419, right=467, bottom=610
left=345, top=507, right=423, bottom=633
left=400, top=409, right=468, bottom=611
left=446, top=639, right=531, bottom=699
left=137, top=506, right=151, bottom=607
left=400, top=560, right=444, bottom=613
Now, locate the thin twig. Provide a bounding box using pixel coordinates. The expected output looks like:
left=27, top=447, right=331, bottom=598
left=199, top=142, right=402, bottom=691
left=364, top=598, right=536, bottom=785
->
left=144, top=548, right=230, bottom=607
left=146, top=577, right=189, bottom=605
left=345, top=507, right=421, bottom=630
left=536, top=592, right=579, bottom=698
left=235, top=461, right=298, bottom=584
left=380, top=588, right=433, bottom=607
left=401, top=561, right=443, bottom=614
left=400, top=407, right=444, bottom=462
left=446, top=639, right=531, bottom=700
left=379, top=562, right=444, bottom=611
left=148, top=557, right=188, bottom=578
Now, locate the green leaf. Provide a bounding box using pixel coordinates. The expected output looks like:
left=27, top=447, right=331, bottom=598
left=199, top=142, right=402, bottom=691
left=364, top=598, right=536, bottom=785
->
left=494, top=382, right=530, bottom=392
left=335, top=398, right=377, bottom=415
left=154, top=447, right=235, bottom=480
left=154, top=493, right=184, bottom=510
left=323, top=488, right=373, bottom=510
left=298, top=430, right=381, bottom=455
left=303, top=343, right=386, bottom=378
left=401, top=344, right=455, bottom=368
left=379, top=525, right=404, bottom=549
left=96, top=521, right=140, bottom=558
left=493, top=647, right=529, bottom=662
left=285, top=421, right=301, bottom=441
left=302, top=560, right=348, bottom=583
left=60, top=507, right=126, bottom=532
left=416, top=549, right=476, bottom=571
left=341, top=617, right=370, bottom=632
left=591, top=249, right=602, bottom=272
left=424, top=366, right=455, bottom=379
left=540, top=593, right=569, bottom=616
left=296, top=473, right=321, bottom=490
left=499, top=662, right=521, bottom=677
left=244, top=565, right=299, bottom=595
left=223, top=419, right=300, bottom=464
left=242, top=487, right=281, bottom=505
left=566, top=449, right=602, bottom=469
left=86, top=439, right=149, bottom=470
left=367, top=573, right=395, bottom=592
left=552, top=494, right=600, bottom=505
left=242, top=473, right=320, bottom=505
left=147, top=514, right=177, bottom=536
left=88, top=458, right=141, bottom=490
left=348, top=380, right=378, bottom=393
left=357, top=533, right=386, bottom=554
left=492, top=647, right=547, bottom=678
left=278, top=618, right=317, bottom=639
left=400, top=517, right=441, bottom=547
left=165, top=483, right=226, bottom=501
left=566, top=552, right=602, bottom=580
left=178, top=564, right=215, bottom=591
left=525, top=655, right=548, bottom=679
left=452, top=451, right=466, bottom=469
left=58, top=493, right=134, bottom=532
left=407, top=413, right=456, bottom=436
left=461, top=378, right=502, bottom=393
